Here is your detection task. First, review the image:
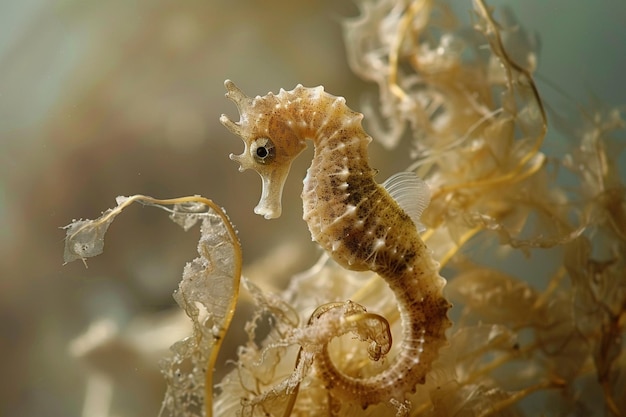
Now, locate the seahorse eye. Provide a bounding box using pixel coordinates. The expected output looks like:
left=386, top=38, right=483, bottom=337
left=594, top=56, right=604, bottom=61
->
left=251, top=137, right=276, bottom=164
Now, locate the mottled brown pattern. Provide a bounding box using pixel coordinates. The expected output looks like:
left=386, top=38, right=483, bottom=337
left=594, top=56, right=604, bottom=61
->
left=221, top=80, right=451, bottom=410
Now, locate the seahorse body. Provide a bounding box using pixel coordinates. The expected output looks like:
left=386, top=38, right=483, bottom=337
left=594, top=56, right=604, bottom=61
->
left=220, top=80, right=451, bottom=409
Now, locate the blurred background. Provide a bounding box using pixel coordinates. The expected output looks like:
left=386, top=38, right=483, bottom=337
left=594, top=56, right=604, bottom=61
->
left=1, top=1, right=624, bottom=416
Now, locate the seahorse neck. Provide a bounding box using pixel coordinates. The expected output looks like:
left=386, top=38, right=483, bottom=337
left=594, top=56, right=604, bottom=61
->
left=277, top=89, right=371, bottom=167
left=310, top=114, right=371, bottom=161
left=304, top=103, right=376, bottom=196
left=308, top=135, right=372, bottom=183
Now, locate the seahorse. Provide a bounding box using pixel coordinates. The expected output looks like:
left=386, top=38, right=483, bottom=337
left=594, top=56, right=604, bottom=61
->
left=220, top=80, right=451, bottom=410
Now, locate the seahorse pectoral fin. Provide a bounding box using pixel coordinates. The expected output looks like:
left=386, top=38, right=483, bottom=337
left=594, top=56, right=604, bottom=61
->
left=252, top=162, right=294, bottom=219
left=382, top=171, right=431, bottom=232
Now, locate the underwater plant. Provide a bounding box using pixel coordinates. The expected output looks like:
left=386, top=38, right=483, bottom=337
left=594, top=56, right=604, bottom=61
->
left=64, top=195, right=242, bottom=417
left=64, top=0, right=625, bottom=416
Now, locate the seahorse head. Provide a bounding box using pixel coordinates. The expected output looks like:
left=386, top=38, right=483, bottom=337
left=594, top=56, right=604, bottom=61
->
left=220, top=80, right=308, bottom=219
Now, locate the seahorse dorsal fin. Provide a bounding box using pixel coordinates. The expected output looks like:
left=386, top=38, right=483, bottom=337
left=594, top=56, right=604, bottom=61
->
left=382, top=171, right=431, bottom=232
